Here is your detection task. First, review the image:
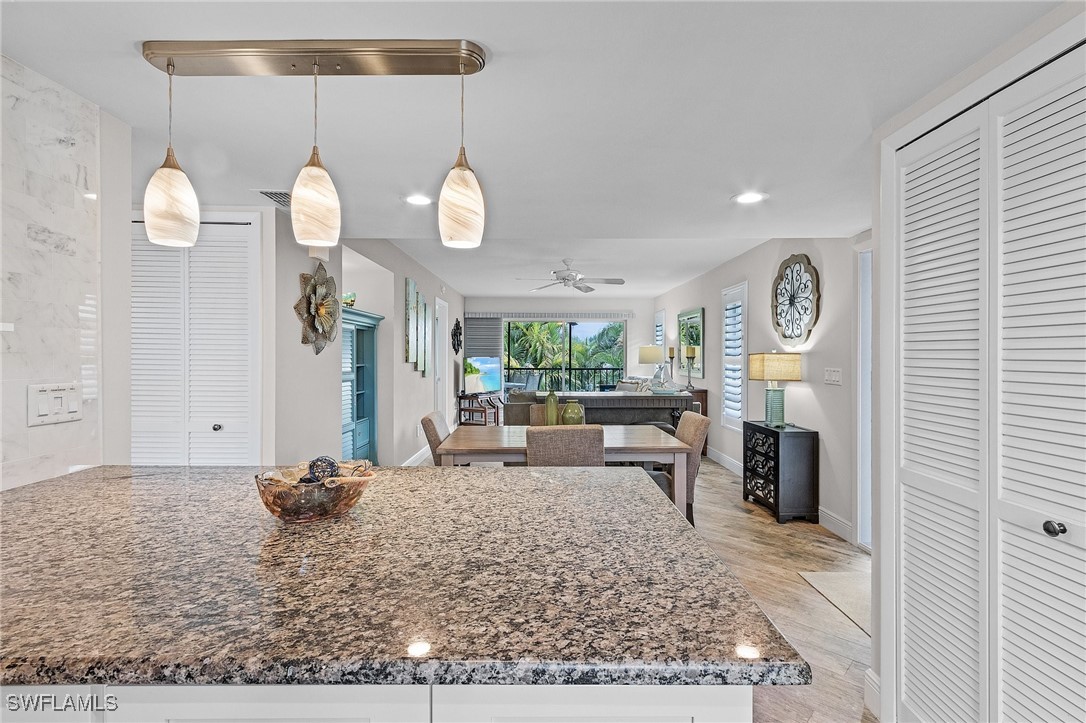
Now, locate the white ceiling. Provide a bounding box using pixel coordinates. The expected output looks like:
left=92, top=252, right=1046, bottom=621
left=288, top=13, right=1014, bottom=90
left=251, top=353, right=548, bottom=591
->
left=1, top=1, right=1058, bottom=298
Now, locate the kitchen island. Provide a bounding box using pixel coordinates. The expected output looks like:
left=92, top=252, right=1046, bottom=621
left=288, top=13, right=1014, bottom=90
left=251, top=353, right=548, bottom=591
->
left=1, top=465, right=809, bottom=722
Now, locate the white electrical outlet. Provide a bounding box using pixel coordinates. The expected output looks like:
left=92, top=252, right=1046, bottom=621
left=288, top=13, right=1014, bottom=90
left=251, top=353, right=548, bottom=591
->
left=824, top=368, right=843, bottom=386
left=416, top=424, right=423, bottom=438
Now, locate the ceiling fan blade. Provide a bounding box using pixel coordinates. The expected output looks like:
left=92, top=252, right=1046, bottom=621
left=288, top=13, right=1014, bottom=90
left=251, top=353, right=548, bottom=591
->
left=530, top=282, right=562, bottom=292
left=579, top=278, right=625, bottom=285
left=574, top=283, right=595, bottom=293
left=516, top=277, right=558, bottom=281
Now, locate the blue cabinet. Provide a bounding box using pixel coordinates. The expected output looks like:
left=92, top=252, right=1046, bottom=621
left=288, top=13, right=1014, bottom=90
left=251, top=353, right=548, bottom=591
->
left=341, top=308, right=383, bottom=463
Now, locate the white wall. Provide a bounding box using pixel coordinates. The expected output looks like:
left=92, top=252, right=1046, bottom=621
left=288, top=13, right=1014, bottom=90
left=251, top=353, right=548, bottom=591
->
left=273, top=209, right=343, bottom=464
left=99, top=111, right=132, bottom=465
left=343, top=239, right=465, bottom=465
left=1, top=57, right=102, bottom=489
left=464, top=296, right=657, bottom=377
left=653, top=237, right=858, bottom=539
left=341, top=247, right=395, bottom=466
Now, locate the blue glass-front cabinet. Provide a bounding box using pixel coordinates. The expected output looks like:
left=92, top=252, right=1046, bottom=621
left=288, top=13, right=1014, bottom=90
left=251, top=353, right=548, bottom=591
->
left=341, top=308, right=383, bottom=463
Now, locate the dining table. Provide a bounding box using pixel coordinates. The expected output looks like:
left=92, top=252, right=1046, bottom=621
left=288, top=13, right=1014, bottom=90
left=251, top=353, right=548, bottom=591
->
left=435, top=424, right=693, bottom=513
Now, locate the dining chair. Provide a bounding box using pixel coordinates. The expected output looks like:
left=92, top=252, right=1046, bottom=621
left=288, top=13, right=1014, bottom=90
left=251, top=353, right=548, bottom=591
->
left=528, top=404, right=548, bottom=426
left=420, top=411, right=452, bottom=465
left=526, top=425, right=605, bottom=467
left=648, top=411, right=710, bottom=524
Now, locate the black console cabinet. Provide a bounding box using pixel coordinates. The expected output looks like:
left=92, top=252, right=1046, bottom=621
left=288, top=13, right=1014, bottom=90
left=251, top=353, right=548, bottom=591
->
left=743, top=421, right=819, bottom=523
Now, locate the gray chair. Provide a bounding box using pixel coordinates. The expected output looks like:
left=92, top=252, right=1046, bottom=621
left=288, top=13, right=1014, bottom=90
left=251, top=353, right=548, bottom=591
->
left=526, top=425, right=606, bottom=467
left=420, top=412, right=451, bottom=465
left=528, top=404, right=549, bottom=426
left=649, top=411, right=711, bottom=524
left=524, top=372, right=541, bottom=391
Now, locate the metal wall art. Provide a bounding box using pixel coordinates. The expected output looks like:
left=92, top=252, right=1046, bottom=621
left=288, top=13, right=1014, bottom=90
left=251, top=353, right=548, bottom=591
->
left=772, top=253, right=821, bottom=346
left=293, top=261, right=340, bottom=355
left=451, top=318, right=463, bottom=355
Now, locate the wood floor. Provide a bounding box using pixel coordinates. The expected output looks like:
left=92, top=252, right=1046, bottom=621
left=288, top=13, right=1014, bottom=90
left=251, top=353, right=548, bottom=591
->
left=692, top=458, right=878, bottom=723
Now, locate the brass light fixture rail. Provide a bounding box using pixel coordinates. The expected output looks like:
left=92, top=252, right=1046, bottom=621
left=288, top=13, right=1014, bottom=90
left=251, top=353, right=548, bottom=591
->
left=142, top=39, right=486, bottom=76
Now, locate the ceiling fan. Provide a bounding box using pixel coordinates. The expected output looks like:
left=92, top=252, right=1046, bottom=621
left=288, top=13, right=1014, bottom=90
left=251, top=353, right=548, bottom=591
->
left=517, top=258, right=626, bottom=294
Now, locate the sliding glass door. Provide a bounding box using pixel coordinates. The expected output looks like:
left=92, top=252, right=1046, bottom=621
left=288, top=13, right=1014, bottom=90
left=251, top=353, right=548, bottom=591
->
left=504, top=321, right=625, bottom=392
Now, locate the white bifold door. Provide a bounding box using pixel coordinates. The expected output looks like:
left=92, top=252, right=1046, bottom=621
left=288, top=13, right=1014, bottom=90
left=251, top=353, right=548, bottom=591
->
left=894, top=45, right=1085, bottom=722
left=131, top=212, right=261, bottom=465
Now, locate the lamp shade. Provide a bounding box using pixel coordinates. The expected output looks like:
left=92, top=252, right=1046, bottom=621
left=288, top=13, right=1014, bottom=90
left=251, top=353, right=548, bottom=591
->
left=291, top=146, right=341, bottom=247
left=748, top=352, right=802, bottom=381
left=144, top=148, right=200, bottom=247
left=638, top=345, right=665, bottom=365
left=439, top=147, right=485, bottom=249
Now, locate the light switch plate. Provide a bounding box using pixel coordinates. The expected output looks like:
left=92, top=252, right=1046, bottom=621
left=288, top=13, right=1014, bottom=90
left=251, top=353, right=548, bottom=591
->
left=27, top=382, right=82, bottom=427
left=824, top=368, right=843, bottom=386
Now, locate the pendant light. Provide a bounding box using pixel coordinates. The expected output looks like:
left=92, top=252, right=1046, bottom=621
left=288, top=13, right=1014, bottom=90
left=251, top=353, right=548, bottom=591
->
left=438, top=65, right=485, bottom=249
left=291, top=60, right=341, bottom=247
left=143, top=61, right=200, bottom=247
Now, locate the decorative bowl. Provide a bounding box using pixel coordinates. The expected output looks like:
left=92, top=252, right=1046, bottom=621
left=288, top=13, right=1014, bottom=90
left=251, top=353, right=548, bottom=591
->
left=255, top=460, right=375, bottom=523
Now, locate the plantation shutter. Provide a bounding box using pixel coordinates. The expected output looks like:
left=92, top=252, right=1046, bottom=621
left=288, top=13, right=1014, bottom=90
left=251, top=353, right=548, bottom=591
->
left=721, top=285, right=744, bottom=425
left=464, top=315, right=503, bottom=358
left=185, top=224, right=256, bottom=464
left=990, top=46, right=1086, bottom=723
left=131, top=228, right=187, bottom=464
left=654, top=309, right=665, bottom=346
left=896, top=106, right=988, bottom=723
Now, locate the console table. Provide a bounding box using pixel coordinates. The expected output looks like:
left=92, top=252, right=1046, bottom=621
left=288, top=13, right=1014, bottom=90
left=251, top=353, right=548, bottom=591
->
left=742, top=421, right=819, bottom=523
left=504, top=392, right=693, bottom=426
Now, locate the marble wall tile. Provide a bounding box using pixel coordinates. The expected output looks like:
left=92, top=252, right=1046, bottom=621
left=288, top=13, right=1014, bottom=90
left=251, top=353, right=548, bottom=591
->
left=1, top=55, right=100, bottom=490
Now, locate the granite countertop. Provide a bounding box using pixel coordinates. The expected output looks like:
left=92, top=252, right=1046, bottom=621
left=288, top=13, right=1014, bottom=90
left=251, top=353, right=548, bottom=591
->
left=0, top=465, right=810, bottom=687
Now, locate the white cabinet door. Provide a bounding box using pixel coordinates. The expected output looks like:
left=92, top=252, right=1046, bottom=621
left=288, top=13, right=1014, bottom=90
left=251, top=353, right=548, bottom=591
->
left=130, top=213, right=260, bottom=465
left=895, top=105, right=990, bottom=723
left=989, top=45, right=1086, bottom=723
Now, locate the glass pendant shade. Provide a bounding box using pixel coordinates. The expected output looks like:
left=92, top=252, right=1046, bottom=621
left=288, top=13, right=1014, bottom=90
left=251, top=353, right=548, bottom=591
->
left=291, top=146, right=341, bottom=247
left=143, top=147, right=200, bottom=247
left=438, top=147, right=485, bottom=249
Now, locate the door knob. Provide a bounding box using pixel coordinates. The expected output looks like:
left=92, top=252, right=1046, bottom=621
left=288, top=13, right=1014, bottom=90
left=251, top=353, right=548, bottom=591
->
left=212, top=424, right=222, bottom=432
left=1042, top=520, right=1067, bottom=538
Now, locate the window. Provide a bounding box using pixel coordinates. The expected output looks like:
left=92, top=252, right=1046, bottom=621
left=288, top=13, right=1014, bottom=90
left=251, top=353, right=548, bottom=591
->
left=721, top=283, right=746, bottom=428
left=503, top=320, right=626, bottom=392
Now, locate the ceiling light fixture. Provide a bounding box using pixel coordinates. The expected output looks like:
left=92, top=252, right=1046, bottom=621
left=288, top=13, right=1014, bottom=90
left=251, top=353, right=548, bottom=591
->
left=438, top=64, right=485, bottom=249
left=143, top=61, right=200, bottom=247
left=291, top=60, right=341, bottom=247
left=405, top=194, right=432, bottom=206
left=734, top=191, right=767, bottom=204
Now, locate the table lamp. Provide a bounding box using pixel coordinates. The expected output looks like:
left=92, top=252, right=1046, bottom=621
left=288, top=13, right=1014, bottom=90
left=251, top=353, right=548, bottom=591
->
left=638, top=345, right=670, bottom=384
left=748, top=352, right=801, bottom=427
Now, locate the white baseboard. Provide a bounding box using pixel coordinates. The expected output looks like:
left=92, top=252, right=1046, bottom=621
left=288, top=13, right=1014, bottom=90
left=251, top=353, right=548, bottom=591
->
left=706, top=446, right=742, bottom=475
left=818, top=506, right=854, bottom=544
left=864, top=669, right=880, bottom=720
left=401, top=446, right=432, bottom=467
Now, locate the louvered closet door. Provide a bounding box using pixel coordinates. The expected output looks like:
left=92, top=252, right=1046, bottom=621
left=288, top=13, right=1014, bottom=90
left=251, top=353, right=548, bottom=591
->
left=131, top=227, right=187, bottom=464
left=186, top=223, right=259, bottom=464
left=989, top=45, right=1086, bottom=723
left=896, top=106, right=989, bottom=723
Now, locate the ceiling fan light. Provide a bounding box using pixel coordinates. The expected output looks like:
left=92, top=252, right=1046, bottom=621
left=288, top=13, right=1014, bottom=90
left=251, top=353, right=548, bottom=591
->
left=439, top=147, right=485, bottom=249
left=291, top=146, right=341, bottom=247
left=144, top=147, right=200, bottom=247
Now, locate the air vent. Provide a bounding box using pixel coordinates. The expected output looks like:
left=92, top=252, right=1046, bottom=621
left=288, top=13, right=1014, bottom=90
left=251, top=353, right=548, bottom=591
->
left=254, top=190, right=291, bottom=209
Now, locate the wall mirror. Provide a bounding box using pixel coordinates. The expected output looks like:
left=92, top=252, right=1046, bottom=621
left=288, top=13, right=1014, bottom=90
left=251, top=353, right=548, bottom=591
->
left=677, top=307, right=704, bottom=379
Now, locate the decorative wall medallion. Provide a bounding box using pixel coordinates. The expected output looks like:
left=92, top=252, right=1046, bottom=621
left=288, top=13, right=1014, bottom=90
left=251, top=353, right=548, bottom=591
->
left=293, top=261, right=340, bottom=355
left=451, top=318, right=463, bottom=355
left=772, top=254, right=820, bottom=346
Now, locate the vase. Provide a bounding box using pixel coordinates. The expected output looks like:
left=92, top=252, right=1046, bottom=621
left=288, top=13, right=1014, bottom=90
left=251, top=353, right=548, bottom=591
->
left=545, top=390, right=559, bottom=426
left=561, top=400, right=585, bottom=425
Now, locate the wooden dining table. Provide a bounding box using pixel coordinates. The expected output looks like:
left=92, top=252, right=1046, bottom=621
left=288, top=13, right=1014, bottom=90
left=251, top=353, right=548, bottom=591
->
left=435, top=424, right=693, bottom=512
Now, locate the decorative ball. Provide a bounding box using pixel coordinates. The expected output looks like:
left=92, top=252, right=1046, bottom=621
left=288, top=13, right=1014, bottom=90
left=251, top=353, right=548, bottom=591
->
left=307, top=456, right=340, bottom=483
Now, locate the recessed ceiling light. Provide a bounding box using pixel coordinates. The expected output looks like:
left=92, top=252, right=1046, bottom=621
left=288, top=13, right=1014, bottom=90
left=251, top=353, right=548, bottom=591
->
left=405, top=194, right=432, bottom=206
left=734, top=191, right=767, bottom=204
left=83, top=193, right=97, bottom=200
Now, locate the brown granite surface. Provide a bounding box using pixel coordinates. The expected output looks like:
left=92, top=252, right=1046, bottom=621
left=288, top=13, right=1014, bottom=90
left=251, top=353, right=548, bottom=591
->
left=0, top=465, right=810, bottom=686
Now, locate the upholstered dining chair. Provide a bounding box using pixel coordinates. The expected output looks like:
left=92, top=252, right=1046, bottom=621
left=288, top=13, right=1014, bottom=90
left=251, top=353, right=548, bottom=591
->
left=526, top=425, right=605, bottom=467
left=421, top=411, right=452, bottom=465
left=528, top=404, right=548, bottom=426
left=648, top=411, right=711, bottom=524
